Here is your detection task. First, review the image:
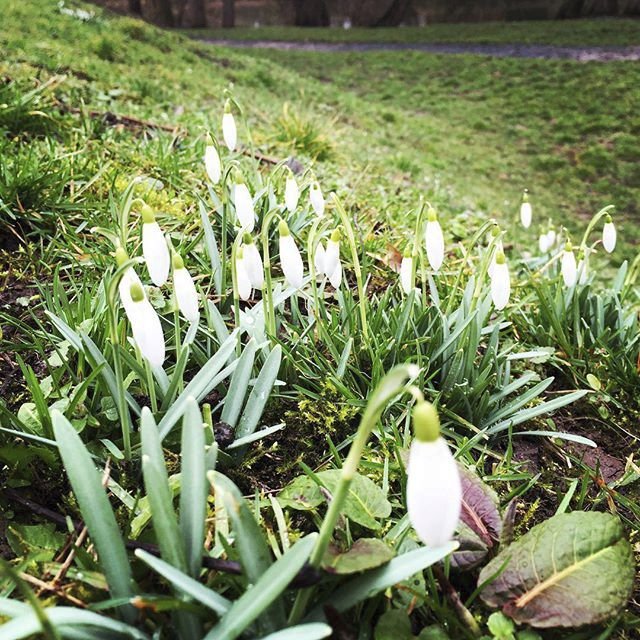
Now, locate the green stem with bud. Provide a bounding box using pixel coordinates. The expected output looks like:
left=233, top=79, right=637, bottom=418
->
left=579, top=204, right=615, bottom=251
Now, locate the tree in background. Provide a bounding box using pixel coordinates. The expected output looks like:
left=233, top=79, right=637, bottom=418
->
left=223, top=0, right=235, bottom=27
left=292, top=0, right=330, bottom=25
left=148, top=0, right=174, bottom=26
left=128, top=0, right=142, bottom=15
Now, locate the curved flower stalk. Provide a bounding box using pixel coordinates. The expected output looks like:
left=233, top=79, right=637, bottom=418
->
left=285, top=169, right=300, bottom=213
left=278, top=220, right=304, bottom=289
left=126, top=282, right=165, bottom=368
left=204, top=141, right=221, bottom=184
left=141, top=205, right=170, bottom=287
left=520, top=189, right=532, bottom=229
left=407, top=401, right=461, bottom=547
left=233, top=174, right=255, bottom=232
left=222, top=99, right=237, bottom=151
left=172, top=254, right=199, bottom=323
left=490, top=251, right=510, bottom=310
left=310, top=181, right=325, bottom=217
left=235, top=246, right=253, bottom=301
left=400, top=250, right=414, bottom=295
left=561, top=240, right=577, bottom=287
left=242, top=232, right=264, bottom=289
left=424, top=207, right=444, bottom=272
left=115, top=247, right=143, bottom=318
left=602, top=214, right=616, bottom=253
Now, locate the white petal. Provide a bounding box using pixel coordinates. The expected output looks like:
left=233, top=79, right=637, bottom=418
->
left=222, top=112, right=237, bottom=151
left=310, top=184, right=325, bottom=217
left=324, top=239, right=340, bottom=278
left=280, top=234, right=304, bottom=289
left=328, top=260, right=342, bottom=289
left=562, top=250, right=577, bottom=287
left=142, top=222, right=170, bottom=287
left=244, top=243, right=264, bottom=289
left=602, top=222, right=616, bottom=253
left=285, top=176, right=299, bottom=213
left=313, top=243, right=326, bottom=276
left=174, top=267, right=199, bottom=323
left=520, top=202, right=532, bottom=229
left=407, top=438, right=462, bottom=548
left=236, top=256, right=253, bottom=301
left=491, top=262, right=510, bottom=310
left=204, top=145, right=221, bottom=184
left=425, top=220, right=444, bottom=272
left=400, top=256, right=413, bottom=295
left=547, top=230, right=557, bottom=248
left=234, top=183, right=255, bottom=231
left=578, top=259, right=588, bottom=285
left=129, top=299, right=165, bottom=368
left=539, top=234, right=549, bottom=253
left=118, top=267, right=144, bottom=318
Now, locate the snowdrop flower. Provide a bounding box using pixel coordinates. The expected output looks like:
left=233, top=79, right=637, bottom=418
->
left=561, top=241, right=577, bottom=287
left=233, top=175, right=255, bottom=232
left=204, top=143, right=221, bottom=184
left=141, top=205, right=170, bottom=287
left=400, top=251, right=414, bottom=295
left=490, top=251, right=510, bottom=310
left=546, top=226, right=557, bottom=250
left=407, top=401, right=461, bottom=548
left=310, top=181, right=325, bottom=217
left=313, top=242, right=326, bottom=277
left=235, top=246, right=252, bottom=302
left=222, top=100, right=237, bottom=151
left=172, top=254, right=199, bottom=323
left=577, top=249, right=589, bottom=285
left=602, top=214, right=616, bottom=253
left=242, top=233, right=264, bottom=289
left=520, top=189, right=532, bottom=229
left=424, top=207, right=444, bottom=272
left=324, top=229, right=341, bottom=280
left=284, top=170, right=299, bottom=213
left=126, top=282, right=165, bottom=368
left=538, top=229, right=549, bottom=253
left=115, top=247, right=144, bottom=318
left=278, top=220, right=304, bottom=289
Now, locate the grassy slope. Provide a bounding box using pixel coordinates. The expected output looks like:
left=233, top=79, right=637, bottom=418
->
left=189, top=18, right=640, bottom=46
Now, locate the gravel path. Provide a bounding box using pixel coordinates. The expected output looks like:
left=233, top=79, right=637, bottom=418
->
left=203, top=39, right=640, bottom=62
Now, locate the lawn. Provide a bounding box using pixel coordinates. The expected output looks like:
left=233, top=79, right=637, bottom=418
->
left=0, top=2, right=639, bottom=638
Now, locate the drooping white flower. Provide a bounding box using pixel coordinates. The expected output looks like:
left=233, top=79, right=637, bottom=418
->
left=323, top=229, right=341, bottom=280
left=204, top=144, right=221, bottom=184
left=278, top=220, right=304, bottom=289
left=520, top=189, right=532, bottom=229
left=172, top=254, right=199, bottom=323
left=141, top=205, right=170, bottom=287
left=126, top=283, right=165, bottom=368
left=561, top=241, right=577, bottom=287
left=328, top=259, right=342, bottom=289
left=235, top=246, right=252, bottom=302
left=242, top=233, right=264, bottom=289
left=407, top=401, right=461, bottom=548
left=546, top=227, right=557, bottom=249
left=487, top=232, right=503, bottom=280
left=310, top=182, right=325, bottom=217
left=222, top=100, right=237, bottom=151
left=538, top=231, right=550, bottom=253
left=115, top=247, right=144, bottom=318
left=602, top=214, right=616, bottom=253
left=400, top=253, right=414, bottom=295
left=284, top=171, right=299, bottom=213
left=490, top=252, right=510, bottom=310
left=577, top=250, right=589, bottom=285
left=424, top=208, right=444, bottom=272
left=233, top=177, right=255, bottom=232
left=313, top=242, right=326, bottom=276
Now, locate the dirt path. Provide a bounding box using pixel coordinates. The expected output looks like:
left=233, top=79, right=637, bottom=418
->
left=203, top=39, right=640, bottom=61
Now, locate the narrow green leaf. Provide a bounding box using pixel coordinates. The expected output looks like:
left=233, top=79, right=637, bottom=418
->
left=221, top=339, right=257, bottom=428
left=199, top=198, right=222, bottom=296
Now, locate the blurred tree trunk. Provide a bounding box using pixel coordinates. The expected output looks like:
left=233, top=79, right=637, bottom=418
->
left=128, top=0, right=142, bottom=15
left=222, top=0, right=235, bottom=27
left=149, top=0, right=174, bottom=26
left=373, top=0, right=415, bottom=25
left=348, top=0, right=415, bottom=26
left=181, top=0, right=207, bottom=26
left=293, top=0, right=330, bottom=26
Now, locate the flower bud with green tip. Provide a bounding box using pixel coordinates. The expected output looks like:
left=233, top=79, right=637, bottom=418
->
left=172, top=254, right=199, bottom=323
left=406, top=401, right=462, bottom=547
left=115, top=246, right=144, bottom=318
left=561, top=240, right=577, bottom=287
left=278, top=219, right=304, bottom=290
left=204, top=137, right=221, bottom=184
left=400, top=247, right=414, bottom=295
left=602, top=214, right=616, bottom=253
left=324, top=228, right=342, bottom=288
left=520, top=188, right=532, bottom=229
left=424, top=207, right=444, bottom=272
left=284, top=169, right=299, bottom=213
left=242, top=232, right=264, bottom=289
left=141, top=204, right=170, bottom=287
left=309, top=181, right=325, bottom=217
left=222, top=99, right=237, bottom=151
left=235, top=245, right=252, bottom=301
left=127, top=282, right=165, bottom=368
left=233, top=172, right=255, bottom=232
left=490, top=251, right=510, bottom=310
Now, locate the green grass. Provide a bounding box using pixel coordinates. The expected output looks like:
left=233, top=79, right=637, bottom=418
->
left=188, top=18, right=640, bottom=47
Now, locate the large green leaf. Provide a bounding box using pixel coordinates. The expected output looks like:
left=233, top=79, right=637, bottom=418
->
left=278, top=470, right=391, bottom=530
left=323, top=538, right=394, bottom=575
left=479, top=511, right=634, bottom=627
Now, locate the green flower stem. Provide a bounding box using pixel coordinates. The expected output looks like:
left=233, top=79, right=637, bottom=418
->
left=412, top=199, right=427, bottom=295
left=288, top=364, right=419, bottom=624
left=331, top=194, right=369, bottom=342
left=260, top=208, right=281, bottom=340
left=579, top=204, right=615, bottom=250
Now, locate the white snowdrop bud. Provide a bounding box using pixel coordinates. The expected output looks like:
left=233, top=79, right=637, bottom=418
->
left=577, top=250, right=589, bottom=285
left=115, top=247, right=144, bottom=318
left=324, top=228, right=341, bottom=278
left=424, top=207, right=444, bottom=272
left=235, top=246, right=252, bottom=302
left=407, top=401, right=461, bottom=548
left=400, top=252, right=414, bottom=295
left=278, top=220, right=304, bottom=290
left=127, top=282, right=165, bottom=368
left=602, top=214, right=616, bottom=253
left=222, top=100, right=237, bottom=151
left=172, top=254, right=199, bottom=323
left=561, top=241, right=577, bottom=287
left=490, top=252, right=510, bottom=311
left=141, top=205, right=170, bottom=287
left=284, top=171, right=299, bottom=213
left=546, top=227, right=557, bottom=249
left=242, top=233, right=264, bottom=289
left=313, top=242, right=326, bottom=277
left=538, top=231, right=550, bottom=253
left=204, top=144, right=221, bottom=184
left=328, top=259, right=342, bottom=289
left=520, top=189, right=532, bottom=229
left=310, top=182, right=325, bottom=217
left=233, top=176, right=255, bottom=232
